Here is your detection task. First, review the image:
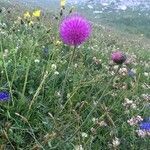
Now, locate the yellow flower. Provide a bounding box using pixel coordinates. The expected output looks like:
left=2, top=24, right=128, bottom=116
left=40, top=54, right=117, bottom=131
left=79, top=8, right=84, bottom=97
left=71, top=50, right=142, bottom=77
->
left=24, top=11, right=31, bottom=19
left=32, top=10, right=41, bottom=17
left=60, top=0, right=66, bottom=7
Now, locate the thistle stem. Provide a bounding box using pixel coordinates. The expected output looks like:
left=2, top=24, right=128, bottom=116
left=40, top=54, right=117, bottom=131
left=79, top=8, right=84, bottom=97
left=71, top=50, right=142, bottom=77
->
left=60, top=46, right=76, bottom=103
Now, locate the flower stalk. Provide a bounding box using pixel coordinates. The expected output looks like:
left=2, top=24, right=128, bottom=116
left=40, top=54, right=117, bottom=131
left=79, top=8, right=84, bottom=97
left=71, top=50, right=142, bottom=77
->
left=61, top=46, right=76, bottom=102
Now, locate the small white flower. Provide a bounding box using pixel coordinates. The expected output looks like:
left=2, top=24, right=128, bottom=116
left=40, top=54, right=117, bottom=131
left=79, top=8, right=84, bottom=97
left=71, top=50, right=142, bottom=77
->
left=92, top=117, right=98, bottom=124
left=131, top=103, right=137, bottom=109
left=74, top=63, right=78, bottom=68
left=144, top=72, right=149, bottom=77
left=125, top=98, right=133, bottom=104
left=81, top=132, right=88, bottom=138
left=98, top=121, right=107, bottom=127
left=119, top=67, right=128, bottom=76
left=92, top=118, right=96, bottom=122
left=67, top=93, right=70, bottom=98
left=123, top=98, right=137, bottom=109
left=112, top=137, right=120, bottom=147
left=142, top=94, right=150, bottom=101
left=113, top=65, right=119, bottom=71
left=3, top=49, right=9, bottom=57
left=51, top=64, right=57, bottom=70
left=54, top=71, right=59, bottom=75
left=93, top=101, right=98, bottom=106
left=93, top=57, right=97, bottom=61
left=111, top=93, right=117, bottom=97
left=90, top=127, right=96, bottom=134
left=74, top=145, right=84, bottom=150
left=1, top=31, right=7, bottom=35
left=127, top=116, right=143, bottom=126
left=2, top=23, right=7, bottom=28
left=34, top=59, right=40, bottom=63
left=56, top=91, right=61, bottom=97
left=145, top=63, right=149, bottom=68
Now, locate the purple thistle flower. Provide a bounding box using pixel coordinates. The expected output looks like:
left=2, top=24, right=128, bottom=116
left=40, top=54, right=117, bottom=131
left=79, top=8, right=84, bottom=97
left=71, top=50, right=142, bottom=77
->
left=59, top=13, right=91, bottom=46
left=111, top=51, right=126, bottom=64
left=140, top=122, right=150, bottom=131
left=0, top=91, right=10, bottom=102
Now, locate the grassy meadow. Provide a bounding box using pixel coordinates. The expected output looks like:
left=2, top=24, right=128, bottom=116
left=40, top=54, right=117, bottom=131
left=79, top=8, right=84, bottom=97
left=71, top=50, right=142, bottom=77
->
left=0, top=1, right=150, bottom=150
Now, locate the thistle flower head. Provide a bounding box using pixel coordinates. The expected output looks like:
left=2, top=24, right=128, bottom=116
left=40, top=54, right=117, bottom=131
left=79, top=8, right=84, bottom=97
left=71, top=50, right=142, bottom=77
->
left=59, top=13, right=91, bottom=46
left=111, top=51, right=126, bottom=64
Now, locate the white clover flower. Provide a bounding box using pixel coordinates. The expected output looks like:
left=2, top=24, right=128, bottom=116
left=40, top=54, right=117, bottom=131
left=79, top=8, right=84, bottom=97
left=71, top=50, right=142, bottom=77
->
left=123, top=98, right=137, bottom=109
left=127, top=116, right=143, bottom=126
left=136, top=130, right=147, bottom=138
left=119, top=67, right=128, bottom=76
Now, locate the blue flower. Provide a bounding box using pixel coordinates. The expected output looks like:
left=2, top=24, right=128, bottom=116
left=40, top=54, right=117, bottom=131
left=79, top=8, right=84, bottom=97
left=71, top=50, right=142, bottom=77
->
left=128, top=69, right=135, bottom=78
left=43, top=47, right=49, bottom=54
left=0, top=91, right=10, bottom=101
left=139, top=119, right=150, bottom=131
left=143, top=117, right=150, bottom=122
left=43, top=47, right=49, bottom=57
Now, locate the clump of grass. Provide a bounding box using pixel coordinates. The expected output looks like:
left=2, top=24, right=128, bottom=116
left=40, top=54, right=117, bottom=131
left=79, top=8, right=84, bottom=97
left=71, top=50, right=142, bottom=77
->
left=0, top=2, right=150, bottom=150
